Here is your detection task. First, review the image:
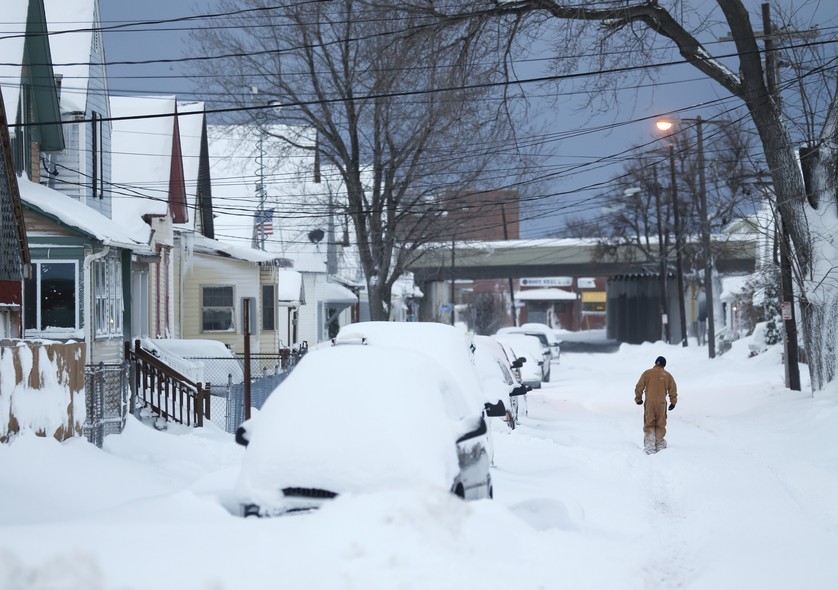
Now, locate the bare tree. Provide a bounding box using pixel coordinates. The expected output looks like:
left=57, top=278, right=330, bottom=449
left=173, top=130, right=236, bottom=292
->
left=418, top=0, right=838, bottom=391
left=190, top=0, right=525, bottom=319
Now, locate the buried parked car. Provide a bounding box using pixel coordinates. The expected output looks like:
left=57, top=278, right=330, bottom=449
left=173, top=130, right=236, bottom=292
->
left=496, top=333, right=548, bottom=387
left=335, top=321, right=507, bottom=458
left=473, top=335, right=530, bottom=429
left=234, top=344, right=494, bottom=516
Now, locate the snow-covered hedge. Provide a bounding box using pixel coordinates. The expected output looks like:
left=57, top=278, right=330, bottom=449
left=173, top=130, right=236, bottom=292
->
left=0, top=340, right=86, bottom=442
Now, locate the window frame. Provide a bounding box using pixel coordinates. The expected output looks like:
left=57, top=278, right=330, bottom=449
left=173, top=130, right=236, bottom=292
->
left=24, top=260, right=80, bottom=336
left=262, top=284, right=276, bottom=331
left=201, top=285, right=235, bottom=332
left=93, top=256, right=123, bottom=338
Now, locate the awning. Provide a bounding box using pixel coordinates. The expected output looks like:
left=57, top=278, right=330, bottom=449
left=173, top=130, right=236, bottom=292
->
left=515, top=288, right=577, bottom=301
left=320, top=281, right=358, bottom=304
left=278, top=269, right=305, bottom=306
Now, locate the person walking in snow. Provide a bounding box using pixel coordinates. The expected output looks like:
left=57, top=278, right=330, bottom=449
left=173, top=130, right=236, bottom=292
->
left=634, top=356, right=677, bottom=454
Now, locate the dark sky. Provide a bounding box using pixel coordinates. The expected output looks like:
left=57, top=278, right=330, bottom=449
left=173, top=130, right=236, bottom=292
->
left=99, top=1, right=838, bottom=238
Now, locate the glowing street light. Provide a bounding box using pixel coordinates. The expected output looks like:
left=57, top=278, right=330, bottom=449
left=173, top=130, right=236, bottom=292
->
left=655, top=119, right=674, bottom=132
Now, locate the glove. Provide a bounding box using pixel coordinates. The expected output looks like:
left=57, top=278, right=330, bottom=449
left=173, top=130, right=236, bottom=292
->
left=668, top=403, right=675, bottom=411
left=636, top=400, right=643, bottom=405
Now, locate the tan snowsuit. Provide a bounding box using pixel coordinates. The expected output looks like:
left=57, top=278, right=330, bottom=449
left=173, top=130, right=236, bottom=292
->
left=635, top=365, right=677, bottom=453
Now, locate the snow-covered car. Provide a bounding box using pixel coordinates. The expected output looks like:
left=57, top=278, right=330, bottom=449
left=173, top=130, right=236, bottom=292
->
left=496, top=328, right=553, bottom=381
left=235, top=344, right=494, bottom=516
left=335, top=321, right=506, bottom=461
left=474, top=335, right=529, bottom=428
left=336, top=321, right=506, bottom=412
left=518, top=323, right=562, bottom=363
left=496, top=332, right=549, bottom=384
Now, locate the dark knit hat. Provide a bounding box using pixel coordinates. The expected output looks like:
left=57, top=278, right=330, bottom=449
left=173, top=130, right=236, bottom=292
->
left=655, top=356, right=667, bottom=367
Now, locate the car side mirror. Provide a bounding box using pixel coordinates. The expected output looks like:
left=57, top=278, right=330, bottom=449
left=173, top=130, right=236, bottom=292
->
left=512, top=357, right=526, bottom=368
left=235, top=425, right=250, bottom=447
left=484, top=400, right=507, bottom=417
left=510, top=385, right=529, bottom=397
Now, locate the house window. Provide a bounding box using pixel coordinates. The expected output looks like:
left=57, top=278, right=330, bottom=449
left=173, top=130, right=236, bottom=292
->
left=23, top=261, right=79, bottom=332
left=262, top=284, right=276, bottom=331
left=93, top=257, right=123, bottom=337
left=202, top=286, right=234, bottom=332
left=91, top=111, right=105, bottom=199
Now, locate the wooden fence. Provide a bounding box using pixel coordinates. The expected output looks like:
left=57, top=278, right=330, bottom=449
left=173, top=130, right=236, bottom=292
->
left=0, top=340, right=86, bottom=442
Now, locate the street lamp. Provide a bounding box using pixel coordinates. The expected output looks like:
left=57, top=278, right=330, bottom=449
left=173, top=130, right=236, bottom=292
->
left=656, top=116, right=719, bottom=358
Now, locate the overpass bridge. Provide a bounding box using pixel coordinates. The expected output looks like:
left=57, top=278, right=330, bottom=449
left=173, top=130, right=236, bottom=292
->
left=407, top=236, right=759, bottom=282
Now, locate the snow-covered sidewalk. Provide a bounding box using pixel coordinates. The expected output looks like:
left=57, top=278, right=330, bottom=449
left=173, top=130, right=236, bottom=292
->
left=1, top=338, right=837, bottom=589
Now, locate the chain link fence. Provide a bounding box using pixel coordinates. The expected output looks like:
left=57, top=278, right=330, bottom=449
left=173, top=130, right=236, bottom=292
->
left=84, top=362, right=131, bottom=448
left=182, top=352, right=299, bottom=433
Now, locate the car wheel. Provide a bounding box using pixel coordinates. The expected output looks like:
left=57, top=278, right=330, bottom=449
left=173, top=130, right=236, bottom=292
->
left=488, top=476, right=493, bottom=499
left=454, top=483, right=465, bottom=499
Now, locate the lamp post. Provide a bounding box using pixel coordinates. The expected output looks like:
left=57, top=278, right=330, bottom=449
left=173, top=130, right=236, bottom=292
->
left=656, top=116, right=720, bottom=357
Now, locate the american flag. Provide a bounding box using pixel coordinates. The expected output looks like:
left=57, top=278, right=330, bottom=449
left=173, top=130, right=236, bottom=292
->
left=255, top=208, right=274, bottom=236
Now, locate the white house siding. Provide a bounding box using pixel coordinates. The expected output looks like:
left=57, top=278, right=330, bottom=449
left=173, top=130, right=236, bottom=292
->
left=258, top=267, right=281, bottom=354
left=145, top=216, right=175, bottom=338
left=295, top=273, right=354, bottom=346
left=181, top=253, right=262, bottom=354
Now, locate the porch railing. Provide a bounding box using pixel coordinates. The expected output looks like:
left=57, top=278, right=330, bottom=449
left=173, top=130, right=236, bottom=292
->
left=125, top=340, right=210, bottom=427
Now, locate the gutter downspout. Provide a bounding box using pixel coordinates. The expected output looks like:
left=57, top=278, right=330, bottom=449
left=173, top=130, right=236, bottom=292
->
left=83, top=245, right=110, bottom=364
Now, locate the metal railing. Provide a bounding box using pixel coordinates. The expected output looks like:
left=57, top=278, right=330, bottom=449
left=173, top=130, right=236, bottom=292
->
left=125, top=340, right=211, bottom=427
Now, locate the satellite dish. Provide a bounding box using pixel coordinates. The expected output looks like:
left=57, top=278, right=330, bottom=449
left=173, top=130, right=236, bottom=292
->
left=308, top=229, right=325, bottom=244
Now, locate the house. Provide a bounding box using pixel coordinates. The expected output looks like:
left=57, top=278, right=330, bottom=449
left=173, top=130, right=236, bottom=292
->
left=42, top=0, right=112, bottom=215
left=0, top=92, right=29, bottom=339
left=207, top=124, right=358, bottom=346
left=2, top=0, right=143, bottom=363
left=110, top=95, right=188, bottom=339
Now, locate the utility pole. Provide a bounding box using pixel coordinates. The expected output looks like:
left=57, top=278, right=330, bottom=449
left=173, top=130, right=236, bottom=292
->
left=695, top=116, right=716, bottom=358
left=762, top=2, right=801, bottom=390
left=450, top=236, right=456, bottom=326
left=652, top=165, right=669, bottom=343
left=668, top=144, right=688, bottom=347
left=500, top=203, right=518, bottom=327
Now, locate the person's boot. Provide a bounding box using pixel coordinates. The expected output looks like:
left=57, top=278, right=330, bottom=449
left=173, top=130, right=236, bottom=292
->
left=656, top=439, right=667, bottom=452
left=644, top=434, right=657, bottom=454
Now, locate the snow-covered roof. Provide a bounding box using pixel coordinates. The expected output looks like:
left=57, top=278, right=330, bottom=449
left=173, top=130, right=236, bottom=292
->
left=720, top=275, right=750, bottom=301
left=43, top=0, right=95, bottom=114
left=176, top=102, right=205, bottom=231
left=0, top=3, right=28, bottom=129
left=515, top=288, right=578, bottom=301
left=191, top=233, right=284, bottom=264
left=110, top=96, right=177, bottom=230
left=318, top=281, right=357, bottom=304
left=18, top=176, right=150, bottom=252
left=277, top=269, right=304, bottom=305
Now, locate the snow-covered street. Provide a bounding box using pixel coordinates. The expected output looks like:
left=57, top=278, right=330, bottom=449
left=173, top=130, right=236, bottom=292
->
left=2, top=337, right=837, bottom=590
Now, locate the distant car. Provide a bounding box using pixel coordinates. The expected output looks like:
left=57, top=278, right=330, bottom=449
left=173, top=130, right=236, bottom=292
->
left=473, top=335, right=529, bottom=428
left=496, top=332, right=550, bottom=383
left=519, top=323, right=562, bottom=363
left=235, top=344, right=494, bottom=516
left=497, top=325, right=561, bottom=370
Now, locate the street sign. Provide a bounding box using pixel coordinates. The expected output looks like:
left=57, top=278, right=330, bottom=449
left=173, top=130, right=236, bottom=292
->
left=782, top=302, right=792, bottom=320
